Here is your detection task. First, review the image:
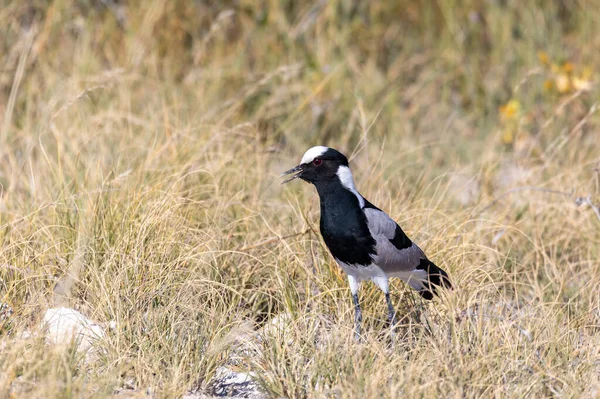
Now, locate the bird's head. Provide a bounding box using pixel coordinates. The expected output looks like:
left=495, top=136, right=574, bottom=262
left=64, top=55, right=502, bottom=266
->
left=281, top=146, right=350, bottom=185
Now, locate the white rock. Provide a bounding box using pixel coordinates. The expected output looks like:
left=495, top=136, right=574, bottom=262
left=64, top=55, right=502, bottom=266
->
left=211, top=366, right=265, bottom=398
left=42, top=307, right=104, bottom=353
left=260, top=312, right=292, bottom=336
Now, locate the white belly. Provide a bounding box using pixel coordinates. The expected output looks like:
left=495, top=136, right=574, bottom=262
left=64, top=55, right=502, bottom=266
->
left=335, top=259, right=387, bottom=282
left=335, top=258, right=427, bottom=291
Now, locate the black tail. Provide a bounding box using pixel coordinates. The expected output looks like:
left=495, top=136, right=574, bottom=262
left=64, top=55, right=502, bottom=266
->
left=416, top=258, right=452, bottom=300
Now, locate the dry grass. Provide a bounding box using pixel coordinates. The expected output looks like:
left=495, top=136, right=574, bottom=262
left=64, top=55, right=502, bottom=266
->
left=1, top=1, right=600, bottom=397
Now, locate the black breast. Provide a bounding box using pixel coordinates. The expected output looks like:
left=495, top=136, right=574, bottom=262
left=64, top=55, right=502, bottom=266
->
left=316, top=183, right=375, bottom=266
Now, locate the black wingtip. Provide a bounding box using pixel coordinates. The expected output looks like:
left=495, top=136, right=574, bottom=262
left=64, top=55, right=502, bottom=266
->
left=418, top=290, right=434, bottom=300
left=416, top=258, right=452, bottom=300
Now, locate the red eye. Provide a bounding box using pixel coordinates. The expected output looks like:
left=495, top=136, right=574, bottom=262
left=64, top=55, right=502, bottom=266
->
left=313, top=158, right=323, bottom=166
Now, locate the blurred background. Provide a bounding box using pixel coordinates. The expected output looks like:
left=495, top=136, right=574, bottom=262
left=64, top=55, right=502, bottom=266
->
left=2, top=1, right=598, bottom=152
left=1, top=1, right=599, bottom=397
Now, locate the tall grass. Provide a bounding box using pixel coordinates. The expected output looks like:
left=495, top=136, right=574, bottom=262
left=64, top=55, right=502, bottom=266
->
left=1, top=1, right=599, bottom=397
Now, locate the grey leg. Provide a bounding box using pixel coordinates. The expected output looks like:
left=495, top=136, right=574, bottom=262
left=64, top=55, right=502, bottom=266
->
left=373, top=277, right=397, bottom=335
left=385, top=293, right=398, bottom=329
left=352, top=292, right=362, bottom=339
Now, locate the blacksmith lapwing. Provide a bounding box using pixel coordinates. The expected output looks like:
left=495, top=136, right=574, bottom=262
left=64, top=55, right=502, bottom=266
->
left=282, top=146, right=451, bottom=337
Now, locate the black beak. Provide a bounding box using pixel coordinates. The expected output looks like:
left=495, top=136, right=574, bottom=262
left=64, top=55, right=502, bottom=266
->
left=280, top=165, right=303, bottom=184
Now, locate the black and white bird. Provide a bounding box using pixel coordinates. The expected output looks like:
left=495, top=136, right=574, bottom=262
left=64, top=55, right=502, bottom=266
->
left=282, top=146, right=451, bottom=336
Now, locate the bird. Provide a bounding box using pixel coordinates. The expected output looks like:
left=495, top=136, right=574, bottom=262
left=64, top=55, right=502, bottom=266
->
left=281, top=146, right=451, bottom=337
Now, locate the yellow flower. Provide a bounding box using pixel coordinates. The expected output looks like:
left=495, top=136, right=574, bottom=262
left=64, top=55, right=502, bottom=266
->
left=572, top=66, right=594, bottom=91
left=539, top=56, right=594, bottom=94
left=573, top=77, right=592, bottom=91
left=555, top=74, right=571, bottom=93
left=562, top=62, right=575, bottom=74
left=561, top=61, right=575, bottom=75
left=499, top=99, right=521, bottom=120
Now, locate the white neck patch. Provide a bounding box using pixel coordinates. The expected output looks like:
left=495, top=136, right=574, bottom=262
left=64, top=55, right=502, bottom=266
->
left=336, top=165, right=365, bottom=208
left=301, top=146, right=329, bottom=164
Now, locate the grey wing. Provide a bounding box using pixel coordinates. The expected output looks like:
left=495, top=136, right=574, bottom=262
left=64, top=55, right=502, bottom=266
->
left=363, top=207, right=426, bottom=277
